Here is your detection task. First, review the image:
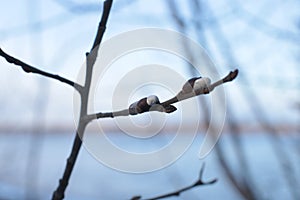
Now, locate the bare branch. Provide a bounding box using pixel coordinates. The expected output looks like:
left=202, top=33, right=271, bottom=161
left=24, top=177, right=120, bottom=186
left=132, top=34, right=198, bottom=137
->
left=131, top=163, right=217, bottom=200
left=0, top=48, right=83, bottom=92
left=166, top=0, right=186, bottom=29
left=51, top=1, right=113, bottom=200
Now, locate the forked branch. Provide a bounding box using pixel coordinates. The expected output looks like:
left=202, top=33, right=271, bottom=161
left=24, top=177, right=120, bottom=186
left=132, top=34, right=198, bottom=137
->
left=131, top=163, right=217, bottom=200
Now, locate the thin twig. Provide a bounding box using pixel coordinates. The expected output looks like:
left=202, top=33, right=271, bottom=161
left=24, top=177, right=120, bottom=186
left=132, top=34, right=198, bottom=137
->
left=131, top=163, right=217, bottom=200
left=0, top=48, right=83, bottom=92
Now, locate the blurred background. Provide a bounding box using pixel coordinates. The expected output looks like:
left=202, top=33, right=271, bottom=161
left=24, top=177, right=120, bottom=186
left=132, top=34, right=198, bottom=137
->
left=0, top=0, right=299, bottom=199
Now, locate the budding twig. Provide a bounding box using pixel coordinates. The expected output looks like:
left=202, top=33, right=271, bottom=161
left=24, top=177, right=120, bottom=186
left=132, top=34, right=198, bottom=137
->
left=88, top=69, right=239, bottom=121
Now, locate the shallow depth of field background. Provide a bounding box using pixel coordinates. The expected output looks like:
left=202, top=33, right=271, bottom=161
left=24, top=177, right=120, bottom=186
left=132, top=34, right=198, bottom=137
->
left=0, top=0, right=299, bottom=199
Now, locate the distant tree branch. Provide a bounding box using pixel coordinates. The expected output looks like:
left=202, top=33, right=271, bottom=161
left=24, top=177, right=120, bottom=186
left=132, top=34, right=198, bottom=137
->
left=54, top=0, right=100, bottom=13
left=0, top=48, right=83, bottom=92
left=131, top=163, right=217, bottom=200
left=230, top=0, right=300, bottom=44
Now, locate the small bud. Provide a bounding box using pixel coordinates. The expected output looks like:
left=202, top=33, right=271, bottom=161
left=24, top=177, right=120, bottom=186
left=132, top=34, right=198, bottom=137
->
left=182, top=77, right=201, bottom=93
left=182, top=77, right=211, bottom=94
left=129, top=101, right=140, bottom=115
left=163, top=105, right=177, bottom=113
left=146, top=95, right=160, bottom=106
left=193, top=77, right=211, bottom=94
left=129, top=95, right=160, bottom=115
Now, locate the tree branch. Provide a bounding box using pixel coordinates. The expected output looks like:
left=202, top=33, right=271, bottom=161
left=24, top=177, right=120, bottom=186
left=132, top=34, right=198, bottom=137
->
left=51, top=0, right=113, bottom=199
left=0, top=48, right=83, bottom=92
left=131, top=163, right=217, bottom=200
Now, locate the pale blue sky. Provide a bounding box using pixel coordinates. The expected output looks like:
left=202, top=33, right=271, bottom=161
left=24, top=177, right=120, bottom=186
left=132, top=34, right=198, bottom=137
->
left=0, top=0, right=299, bottom=130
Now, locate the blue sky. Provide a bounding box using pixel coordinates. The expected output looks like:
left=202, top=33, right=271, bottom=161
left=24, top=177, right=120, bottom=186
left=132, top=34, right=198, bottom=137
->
left=0, top=0, right=299, bottom=130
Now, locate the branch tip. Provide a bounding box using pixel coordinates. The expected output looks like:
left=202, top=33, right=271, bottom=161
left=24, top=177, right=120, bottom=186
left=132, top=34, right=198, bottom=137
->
left=223, top=68, right=239, bottom=82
